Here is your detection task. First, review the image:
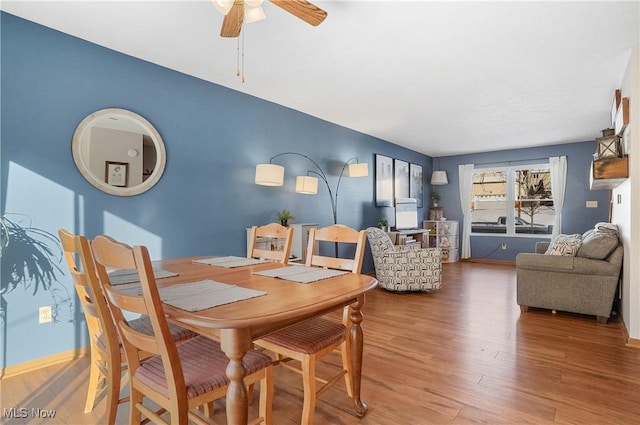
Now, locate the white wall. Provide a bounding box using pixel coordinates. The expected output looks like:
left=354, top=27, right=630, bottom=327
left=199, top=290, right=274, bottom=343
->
left=612, top=43, right=640, bottom=340
left=88, top=127, right=143, bottom=187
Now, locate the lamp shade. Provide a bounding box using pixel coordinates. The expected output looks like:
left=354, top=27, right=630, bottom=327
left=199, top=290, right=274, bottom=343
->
left=430, top=171, right=449, bottom=185
left=255, top=164, right=284, bottom=186
left=295, top=176, right=318, bottom=194
left=348, top=162, right=369, bottom=177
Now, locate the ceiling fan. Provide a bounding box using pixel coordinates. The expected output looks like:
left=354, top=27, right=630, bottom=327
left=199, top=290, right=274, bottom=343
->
left=212, top=0, right=328, bottom=38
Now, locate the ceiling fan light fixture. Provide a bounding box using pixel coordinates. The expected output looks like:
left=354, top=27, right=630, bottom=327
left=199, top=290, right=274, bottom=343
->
left=212, top=0, right=234, bottom=15
left=244, top=4, right=266, bottom=23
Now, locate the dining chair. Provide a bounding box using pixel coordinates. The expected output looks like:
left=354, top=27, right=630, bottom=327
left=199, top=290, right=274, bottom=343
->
left=247, top=223, right=294, bottom=264
left=58, top=229, right=195, bottom=425
left=255, top=224, right=366, bottom=425
left=91, top=234, right=274, bottom=425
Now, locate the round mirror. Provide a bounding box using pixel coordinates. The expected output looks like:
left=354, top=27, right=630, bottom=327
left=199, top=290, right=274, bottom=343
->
left=72, top=108, right=166, bottom=196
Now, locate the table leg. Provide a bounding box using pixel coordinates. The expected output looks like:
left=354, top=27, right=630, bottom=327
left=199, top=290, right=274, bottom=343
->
left=220, top=328, right=251, bottom=425
left=349, top=294, right=369, bottom=416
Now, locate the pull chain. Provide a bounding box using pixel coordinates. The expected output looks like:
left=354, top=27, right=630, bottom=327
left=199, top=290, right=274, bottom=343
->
left=235, top=28, right=245, bottom=83
left=241, top=27, right=245, bottom=83
left=236, top=35, right=240, bottom=78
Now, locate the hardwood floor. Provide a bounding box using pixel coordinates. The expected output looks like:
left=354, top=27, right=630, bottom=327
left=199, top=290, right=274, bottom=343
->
left=2, top=262, right=639, bottom=424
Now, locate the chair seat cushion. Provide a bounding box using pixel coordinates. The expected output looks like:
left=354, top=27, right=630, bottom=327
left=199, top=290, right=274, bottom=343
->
left=129, top=315, right=196, bottom=342
left=135, top=336, right=271, bottom=399
left=260, top=317, right=346, bottom=354
left=98, top=317, right=194, bottom=352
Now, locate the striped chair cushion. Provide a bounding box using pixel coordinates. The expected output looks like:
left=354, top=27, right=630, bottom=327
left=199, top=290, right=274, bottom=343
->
left=135, top=336, right=272, bottom=399
left=129, top=315, right=196, bottom=342
left=260, top=317, right=346, bottom=354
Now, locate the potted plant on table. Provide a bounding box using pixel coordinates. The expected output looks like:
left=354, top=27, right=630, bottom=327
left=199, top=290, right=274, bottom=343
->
left=378, top=219, right=389, bottom=232
left=276, top=210, right=295, bottom=227
left=431, top=191, right=441, bottom=207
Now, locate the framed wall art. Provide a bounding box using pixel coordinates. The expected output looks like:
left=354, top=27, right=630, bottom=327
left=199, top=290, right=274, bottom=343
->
left=409, top=163, right=424, bottom=207
left=394, top=159, right=409, bottom=200
left=105, top=161, right=128, bottom=187
left=375, top=154, right=394, bottom=207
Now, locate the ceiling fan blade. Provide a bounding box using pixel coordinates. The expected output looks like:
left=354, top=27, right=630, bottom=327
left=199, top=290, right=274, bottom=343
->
left=270, top=0, right=327, bottom=26
left=220, top=0, right=244, bottom=37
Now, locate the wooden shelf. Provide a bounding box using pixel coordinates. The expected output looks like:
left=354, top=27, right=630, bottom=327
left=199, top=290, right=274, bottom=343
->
left=590, top=157, right=628, bottom=190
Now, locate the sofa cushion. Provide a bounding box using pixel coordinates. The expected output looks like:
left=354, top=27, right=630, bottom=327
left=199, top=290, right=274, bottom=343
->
left=577, top=229, right=619, bottom=260
left=544, top=234, right=582, bottom=256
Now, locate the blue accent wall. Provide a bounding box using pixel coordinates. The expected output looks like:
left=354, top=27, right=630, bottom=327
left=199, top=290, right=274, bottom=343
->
left=0, top=13, right=429, bottom=367
left=0, top=12, right=610, bottom=368
left=429, top=142, right=610, bottom=261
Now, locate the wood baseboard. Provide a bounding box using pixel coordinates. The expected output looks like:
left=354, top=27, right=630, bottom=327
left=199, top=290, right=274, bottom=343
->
left=619, top=317, right=640, bottom=349
left=461, top=258, right=516, bottom=266
left=627, top=338, right=640, bottom=349
left=0, top=346, right=89, bottom=379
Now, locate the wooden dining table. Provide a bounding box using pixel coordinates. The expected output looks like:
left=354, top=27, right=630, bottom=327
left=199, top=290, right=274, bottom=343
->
left=147, top=256, right=378, bottom=425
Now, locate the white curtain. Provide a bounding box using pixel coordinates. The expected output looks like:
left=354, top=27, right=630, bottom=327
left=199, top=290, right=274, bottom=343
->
left=549, top=156, right=567, bottom=239
left=458, top=164, right=474, bottom=259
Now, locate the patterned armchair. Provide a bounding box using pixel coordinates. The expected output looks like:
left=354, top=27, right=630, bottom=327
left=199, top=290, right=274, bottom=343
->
left=365, top=227, right=442, bottom=292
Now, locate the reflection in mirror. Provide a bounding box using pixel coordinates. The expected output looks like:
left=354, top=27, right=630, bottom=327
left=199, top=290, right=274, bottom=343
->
left=72, top=108, right=166, bottom=196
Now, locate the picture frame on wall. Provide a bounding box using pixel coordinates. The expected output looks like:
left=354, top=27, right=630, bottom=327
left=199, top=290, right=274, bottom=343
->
left=375, top=154, right=394, bottom=207
left=611, top=89, right=621, bottom=125
left=409, top=163, right=423, bottom=207
left=394, top=159, right=410, bottom=200
left=105, top=161, right=128, bottom=187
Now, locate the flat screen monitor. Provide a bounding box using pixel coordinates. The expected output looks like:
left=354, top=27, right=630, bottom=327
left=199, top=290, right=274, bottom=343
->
left=395, top=198, right=418, bottom=230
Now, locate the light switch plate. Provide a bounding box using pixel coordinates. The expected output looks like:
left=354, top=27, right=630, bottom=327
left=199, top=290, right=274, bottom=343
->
left=586, top=201, right=598, bottom=208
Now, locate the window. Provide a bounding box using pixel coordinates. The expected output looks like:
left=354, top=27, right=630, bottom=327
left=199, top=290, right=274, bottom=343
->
left=471, top=165, right=554, bottom=236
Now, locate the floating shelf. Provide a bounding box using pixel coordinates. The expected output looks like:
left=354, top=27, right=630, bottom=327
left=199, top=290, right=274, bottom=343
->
left=590, top=157, right=629, bottom=190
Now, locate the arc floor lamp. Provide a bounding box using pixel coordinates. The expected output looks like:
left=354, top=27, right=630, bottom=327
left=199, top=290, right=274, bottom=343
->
left=254, top=152, right=369, bottom=225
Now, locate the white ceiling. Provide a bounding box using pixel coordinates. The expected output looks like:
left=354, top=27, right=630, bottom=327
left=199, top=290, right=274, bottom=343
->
left=2, top=1, right=639, bottom=156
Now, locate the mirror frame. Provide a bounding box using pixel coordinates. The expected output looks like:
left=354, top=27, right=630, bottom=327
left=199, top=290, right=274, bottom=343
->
left=72, top=108, right=166, bottom=196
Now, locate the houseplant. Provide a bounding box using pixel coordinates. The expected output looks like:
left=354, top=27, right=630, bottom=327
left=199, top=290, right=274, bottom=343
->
left=378, top=219, right=389, bottom=232
left=276, top=210, right=295, bottom=227
left=431, top=191, right=441, bottom=207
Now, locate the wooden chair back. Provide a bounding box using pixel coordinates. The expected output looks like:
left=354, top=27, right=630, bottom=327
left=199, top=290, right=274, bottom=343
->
left=91, top=235, right=188, bottom=417
left=59, top=229, right=110, bottom=349
left=248, top=223, right=294, bottom=264
left=305, top=224, right=366, bottom=273
left=58, top=229, right=123, bottom=422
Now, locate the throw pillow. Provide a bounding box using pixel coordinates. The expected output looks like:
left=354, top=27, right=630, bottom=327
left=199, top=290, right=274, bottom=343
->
left=544, top=234, right=582, bottom=256
left=577, top=227, right=619, bottom=260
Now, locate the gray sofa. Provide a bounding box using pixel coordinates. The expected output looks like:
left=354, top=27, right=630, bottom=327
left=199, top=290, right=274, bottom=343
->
left=516, top=224, right=623, bottom=323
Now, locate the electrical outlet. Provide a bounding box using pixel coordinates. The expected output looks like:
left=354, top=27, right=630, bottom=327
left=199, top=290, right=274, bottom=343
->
left=586, top=200, right=598, bottom=208
left=39, top=306, right=52, bottom=324
left=501, top=243, right=507, bottom=250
